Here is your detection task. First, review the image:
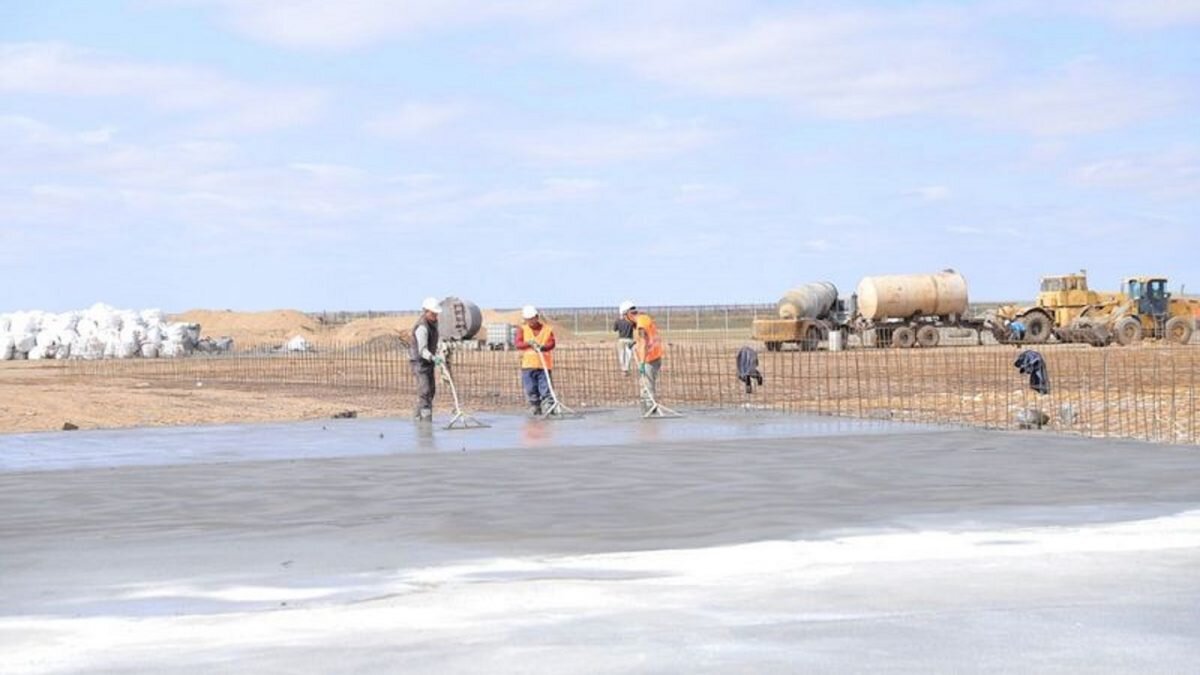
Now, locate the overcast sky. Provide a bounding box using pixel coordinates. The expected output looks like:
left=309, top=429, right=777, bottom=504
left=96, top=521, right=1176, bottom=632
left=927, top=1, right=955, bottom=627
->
left=2, top=1, right=1197, bottom=312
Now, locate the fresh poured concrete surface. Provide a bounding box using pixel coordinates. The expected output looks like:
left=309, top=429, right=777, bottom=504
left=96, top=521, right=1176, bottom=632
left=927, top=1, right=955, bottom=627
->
left=2, top=409, right=1199, bottom=673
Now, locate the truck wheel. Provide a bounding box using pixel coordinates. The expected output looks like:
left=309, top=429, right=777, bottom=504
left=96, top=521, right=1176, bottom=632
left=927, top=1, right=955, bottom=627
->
left=891, top=326, right=917, bottom=349
left=916, top=325, right=940, bottom=348
left=765, top=341, right=781, bottom=352
left=1021, top=311, right=1053, bottom=343
left=1165, top=316, right=1193, bottom=345
left=1114, top=317, right=1143, bottom=346
left=800, top=326, right=821, bottom=352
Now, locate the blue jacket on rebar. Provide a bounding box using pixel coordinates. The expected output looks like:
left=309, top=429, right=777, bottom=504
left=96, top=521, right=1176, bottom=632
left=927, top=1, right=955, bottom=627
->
left=737, top=346, right=764, bottom=393
left=1014, top=349, right=1050, bottom=395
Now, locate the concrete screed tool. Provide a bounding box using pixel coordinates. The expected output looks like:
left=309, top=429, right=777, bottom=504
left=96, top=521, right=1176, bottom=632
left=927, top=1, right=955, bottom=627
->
left=436, top=354, right=489, bottom=430
left=633, top=347, right=682, bottom=419
left=532, top=344, right=580, bottom=419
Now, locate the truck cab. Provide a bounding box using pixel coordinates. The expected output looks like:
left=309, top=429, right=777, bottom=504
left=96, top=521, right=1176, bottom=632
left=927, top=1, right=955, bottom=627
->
left=1123, top=277, right=1169, bottom=319
left=1035, top=271, right=1103, bottom=327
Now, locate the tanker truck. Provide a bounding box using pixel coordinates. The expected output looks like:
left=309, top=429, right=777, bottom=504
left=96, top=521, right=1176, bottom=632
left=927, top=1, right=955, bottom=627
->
left=852, top=269, right=1002, bottom=348
left=751, top=282, right=846, bottom=351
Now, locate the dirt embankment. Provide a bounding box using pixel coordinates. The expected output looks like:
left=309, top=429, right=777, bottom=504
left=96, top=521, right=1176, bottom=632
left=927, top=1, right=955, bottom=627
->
left=170, top=308, right=575, bottom=347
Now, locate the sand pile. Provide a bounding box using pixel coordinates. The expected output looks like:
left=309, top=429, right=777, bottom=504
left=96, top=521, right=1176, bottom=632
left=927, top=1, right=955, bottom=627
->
left=484, top=309, right=576, bottom=339
left=333, top=316, right=417, bottom=345
left=165, top=307, right=575, bottom=347
left=170, top=309, right=321, bottom=346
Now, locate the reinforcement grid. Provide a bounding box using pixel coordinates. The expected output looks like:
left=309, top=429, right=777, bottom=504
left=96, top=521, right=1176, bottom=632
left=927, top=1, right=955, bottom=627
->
left=71, top=342, right=1200, bottom=445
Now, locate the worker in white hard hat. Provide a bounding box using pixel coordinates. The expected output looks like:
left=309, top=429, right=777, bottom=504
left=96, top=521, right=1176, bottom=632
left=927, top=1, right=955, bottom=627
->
left=614, top=300, right=636, bottom=375
left=514, top=305, right=557, bottom=416
left=409, top=297, right=443, bottom=422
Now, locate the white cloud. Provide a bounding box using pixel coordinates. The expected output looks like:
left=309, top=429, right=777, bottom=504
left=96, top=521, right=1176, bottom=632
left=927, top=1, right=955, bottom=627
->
left=502, top=117, right=714, bottom=164
left=173, top=0, right=578, bottom=49
left=556, top=4, right=1190, bottom=135
left=946, top=224, right=1024, bottom=238
left=364, top=102, right=467, bottom=139
left=1064, top=0, right=1200, bottom=28
left=911, top=185, right=951, bottom=202
left=962, top=60, right=1186, bottom=136
left=0, top=42, right=326, bottom=133
left=675, top=183, right=738, bottom=204
left=0, top=115, right=615, bottom=243
left=474, top=177, right=603, bottom=207
left=1072, top=150, right=1200, bottom=198
left=565, top=6, right=983, bottom=120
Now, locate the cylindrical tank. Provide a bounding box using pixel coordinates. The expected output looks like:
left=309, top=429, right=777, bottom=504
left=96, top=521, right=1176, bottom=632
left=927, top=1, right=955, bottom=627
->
left=855, top=270, right=968, bottom=321
left=439, top=297, right=484, bottom=340
left=778, top=281, right=839, bottom=319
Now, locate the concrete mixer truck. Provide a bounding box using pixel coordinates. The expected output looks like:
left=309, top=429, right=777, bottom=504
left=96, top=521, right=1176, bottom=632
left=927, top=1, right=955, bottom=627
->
left=751, top=282, right=848, bottom=351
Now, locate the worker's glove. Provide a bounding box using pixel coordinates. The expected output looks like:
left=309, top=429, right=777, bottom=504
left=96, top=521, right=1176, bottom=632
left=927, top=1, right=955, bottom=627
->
left=531, top=342, right=542, bottom=351
left=433, top=355, right=445, bottom=366
left=638, top=363, right=646, bottom=375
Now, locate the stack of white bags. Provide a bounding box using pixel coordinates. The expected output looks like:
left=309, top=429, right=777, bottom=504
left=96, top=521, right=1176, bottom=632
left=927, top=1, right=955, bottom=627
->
left=0, top=303, right=201, bottom=361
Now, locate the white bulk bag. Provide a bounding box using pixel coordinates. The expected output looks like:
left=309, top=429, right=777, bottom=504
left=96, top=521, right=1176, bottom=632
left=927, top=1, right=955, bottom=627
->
left=15, top=333, right=37, bottom=353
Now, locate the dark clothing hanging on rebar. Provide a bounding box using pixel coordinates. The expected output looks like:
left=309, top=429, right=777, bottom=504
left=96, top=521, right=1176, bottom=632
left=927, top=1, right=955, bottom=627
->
left=737, top=346, right=764, bottom=393
left=1014, top=350, right=1050, bottom=395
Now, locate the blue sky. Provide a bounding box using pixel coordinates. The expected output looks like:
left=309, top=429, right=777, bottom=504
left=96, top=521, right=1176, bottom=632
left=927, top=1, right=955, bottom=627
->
left=2, top=1, right=1197, bottom=312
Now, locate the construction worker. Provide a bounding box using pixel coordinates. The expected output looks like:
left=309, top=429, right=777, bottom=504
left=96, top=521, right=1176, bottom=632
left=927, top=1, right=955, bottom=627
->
left=514, top=305, right=556, bottom=416
left=1009, top=319, right=1027, bottom=342
left=410, top=297, right=444, bottom=422
left=614, top=301, right=636, bottom=375
left=623, top=302, right=664, bottom=408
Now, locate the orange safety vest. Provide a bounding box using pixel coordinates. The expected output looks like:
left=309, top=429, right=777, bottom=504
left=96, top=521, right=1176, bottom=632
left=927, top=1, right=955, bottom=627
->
left=635, top=314, right=663, bottom=362
left=521, top=323, right=554, bottom=370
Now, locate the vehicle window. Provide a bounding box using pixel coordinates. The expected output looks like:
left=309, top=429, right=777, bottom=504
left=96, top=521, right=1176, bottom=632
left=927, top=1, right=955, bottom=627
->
left=1128, top=281, right=1143, bottom=299
left=1149, top=280, right=1166, bottom=298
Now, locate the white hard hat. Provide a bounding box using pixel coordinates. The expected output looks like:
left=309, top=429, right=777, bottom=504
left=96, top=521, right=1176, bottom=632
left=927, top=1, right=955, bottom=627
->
left=619, top=300, right=635, bottom=314
left=421, top=297, right=443, bottom=314
left=521, top=305, right=538, bottom=320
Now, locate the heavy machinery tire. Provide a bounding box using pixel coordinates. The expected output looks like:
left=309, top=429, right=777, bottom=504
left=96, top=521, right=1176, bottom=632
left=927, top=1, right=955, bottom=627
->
left=1021, top=311, right=1053, bottom=343
left=766, top=341, right=781, bottom=352
left=915, top=325, right=941, bottom=348
left=891, top=326, right=917, bottom=349
left=1114, top=317, right=1143, bottom=346
left=800, top=325, right=822, bottom=352
left=1165, top=316, right=1194, bottom=345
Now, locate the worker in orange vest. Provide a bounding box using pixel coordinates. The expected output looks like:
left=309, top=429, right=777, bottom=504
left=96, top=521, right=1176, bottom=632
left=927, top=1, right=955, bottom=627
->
left=622, top=301, right=664, bottom=408
left=514, top=305, right=557, bottom=416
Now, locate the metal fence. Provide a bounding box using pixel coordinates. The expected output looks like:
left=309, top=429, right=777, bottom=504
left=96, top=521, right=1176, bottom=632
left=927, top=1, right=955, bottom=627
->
left=73, top=342, right=1200, bottom=445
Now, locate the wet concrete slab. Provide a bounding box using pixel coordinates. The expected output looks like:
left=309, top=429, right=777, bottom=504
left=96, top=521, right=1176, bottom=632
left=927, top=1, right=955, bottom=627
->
left=2, top=412, right=1199, bottom=673
left=0, top=407, right=936, bottom=473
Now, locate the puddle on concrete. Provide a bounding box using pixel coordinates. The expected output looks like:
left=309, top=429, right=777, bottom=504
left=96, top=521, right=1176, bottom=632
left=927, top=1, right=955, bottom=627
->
left=0, top=407, right=938, bottom=473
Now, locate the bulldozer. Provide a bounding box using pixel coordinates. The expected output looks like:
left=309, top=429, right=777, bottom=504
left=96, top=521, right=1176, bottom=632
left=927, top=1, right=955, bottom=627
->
left=1060, top=276, right=1199, bottom=346
left=996, top=272, right=1198, bottom=346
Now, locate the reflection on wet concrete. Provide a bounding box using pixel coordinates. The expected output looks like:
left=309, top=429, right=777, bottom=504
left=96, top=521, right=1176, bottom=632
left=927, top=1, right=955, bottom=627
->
left=0, top=407, right=937, bottom=473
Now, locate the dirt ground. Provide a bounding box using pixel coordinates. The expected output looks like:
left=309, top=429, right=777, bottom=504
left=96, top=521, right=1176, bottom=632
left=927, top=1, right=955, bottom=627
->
left=0, top=362, right=411, bottom=434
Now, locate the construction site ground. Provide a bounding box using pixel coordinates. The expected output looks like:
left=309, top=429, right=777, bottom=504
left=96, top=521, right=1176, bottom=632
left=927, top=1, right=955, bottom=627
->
left=2, top=411, right=1198, bottom=671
